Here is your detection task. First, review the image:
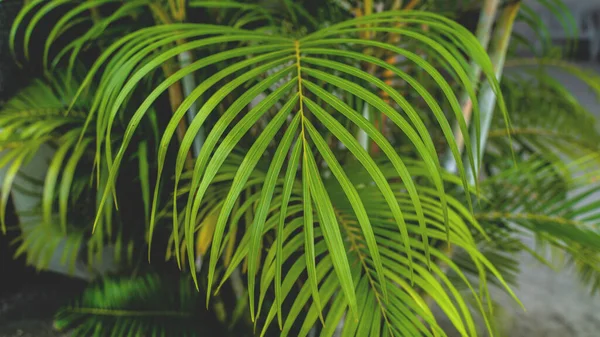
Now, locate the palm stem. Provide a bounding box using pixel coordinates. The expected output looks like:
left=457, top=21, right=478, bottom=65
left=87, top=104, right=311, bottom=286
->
left=161, top=63, right=195, bottom=170
left=364, top=0, right=373, bottom=16
left=467, top=1, right=521, bottom=184
left=442, top=0, right=501, bottom=173
left=149, top=4, right=196, bottom=170
left=177, top=51, right=204, bottom=158
left=168, top=0, right=186, bottom=21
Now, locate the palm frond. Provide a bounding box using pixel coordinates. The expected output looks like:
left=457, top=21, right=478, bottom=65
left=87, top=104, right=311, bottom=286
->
left=10, top=0, right=334, bottom=75
left=486, top=66, right=600, bottom=172
left=515, top=0, right=577, bottom=56
left=172, top=155, right=516, bottom=336
left=13, top=1, right=599, bottom=336
left=0, top=70, right=152, bottom=272
left=54, top=273, right=214, bottom=336
left=263, top=159, right=516, bottom=337
left=477, top=157, right=600, bottom=294
left=11, top=0, right=150, bottom=73
left=13, top=217, right=84, bottom=274
left=0, top=75, right=89, bottom=232
left=45, top=11, right=513, bottom=324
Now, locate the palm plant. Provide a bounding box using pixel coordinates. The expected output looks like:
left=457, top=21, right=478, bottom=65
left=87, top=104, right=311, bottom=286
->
left=1, top=0, right=600, bottom=336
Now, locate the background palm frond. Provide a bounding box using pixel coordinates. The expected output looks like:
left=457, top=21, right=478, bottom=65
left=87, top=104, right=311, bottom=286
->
left=0, top=74, right=90, bottom=231
left=0, top=70, right=155, bottom=273
left=14, top=217, right=84, bottom=274
left=485, top=66, right=600, bottom=173
left=477, top=157, right=600, bottom=294
left=54, top=273, right=222, bottom=336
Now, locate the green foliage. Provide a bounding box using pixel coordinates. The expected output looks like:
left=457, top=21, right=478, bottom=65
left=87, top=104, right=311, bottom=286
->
left=1, top=0, right=600, bottom=336
left=487, top=67, right=600, bottom=170
left=0, top=75, right=88, bottom=232
left=0, top=71, right=150, bottom=272
left=54, top=273, right=211, bottom=336
left=476, top=157, right=600, bottom=294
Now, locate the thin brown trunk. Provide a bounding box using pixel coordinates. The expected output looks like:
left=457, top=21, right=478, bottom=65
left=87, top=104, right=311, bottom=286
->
left=150, top=4, right=194, bottom=170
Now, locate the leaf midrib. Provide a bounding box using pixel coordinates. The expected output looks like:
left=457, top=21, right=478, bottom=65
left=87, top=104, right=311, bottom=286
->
left=335, top=209, right=395, bottom=336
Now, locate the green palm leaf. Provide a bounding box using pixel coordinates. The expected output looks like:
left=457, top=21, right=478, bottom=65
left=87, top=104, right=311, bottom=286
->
left=0, top=76, right=88, bottom=232
left=0, top=71, right=150, bottom=272
left=173, top=155, right=517, bottom=336
left=253, top=158, right=516, bottom=337
left=12, top=9, right=509, bottom=329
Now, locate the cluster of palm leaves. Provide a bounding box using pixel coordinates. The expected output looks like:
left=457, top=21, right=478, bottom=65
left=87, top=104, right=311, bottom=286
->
left=1, top=0, right=600, bottom=336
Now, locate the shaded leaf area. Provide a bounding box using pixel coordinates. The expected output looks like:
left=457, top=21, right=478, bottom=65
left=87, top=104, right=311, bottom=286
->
left=0, top=73, right=153, bottom=273
left=425, top=0, right=577, bottom=58
left=9, top=0, right=353, bottom=76
left=54, top=273, right=226, bottom=336
left=512, top=0, right=577, bottom=57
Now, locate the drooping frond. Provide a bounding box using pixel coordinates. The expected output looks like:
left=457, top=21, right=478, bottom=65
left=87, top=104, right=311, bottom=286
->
left=14, top=216, right=84, bottom=274
left=189, top=0, right=351, bottom=32
left=188, top=0, right=275, bottom=28
left=10, top=0, right=333, bottom=76
left=514, top=0, right=577, bottom=56
left=10, top=0, right=151, bottom=74
left=424, top=0, right=576, bottom=58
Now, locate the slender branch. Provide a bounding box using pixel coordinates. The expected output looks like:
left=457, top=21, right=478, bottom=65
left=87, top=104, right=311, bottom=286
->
left=442, top=0, right=501, bottom=173
left=149, top=3, right=172, bottom=26
left=169, top=0, right=186, bottom=22
left=161, top=62, right=195, bottom=171
left=89, top=7, right=101, bottom=24
left=404, top=0, right=420, bottom=10
left=364, top=0, right=373, bottom=16
left=466, top=0, right=521, bottom=184
left=149, top=4, right=195, bottom=170
left=167, top=0, right=181, bottom=21
left=336, top=210, right=394, bottom=336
